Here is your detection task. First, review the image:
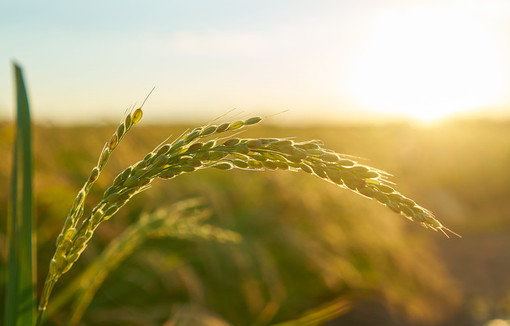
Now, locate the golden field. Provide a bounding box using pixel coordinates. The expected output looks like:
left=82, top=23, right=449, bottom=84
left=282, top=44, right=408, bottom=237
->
left=1, top=119, right=510, bottom=325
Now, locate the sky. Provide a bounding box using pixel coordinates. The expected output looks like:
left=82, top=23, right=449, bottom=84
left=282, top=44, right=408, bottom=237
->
left=1, top=0, right=510, bottom=124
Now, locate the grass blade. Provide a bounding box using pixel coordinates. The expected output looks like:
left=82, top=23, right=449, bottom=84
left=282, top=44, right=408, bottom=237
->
left=5, top=63, right=35, bottom=326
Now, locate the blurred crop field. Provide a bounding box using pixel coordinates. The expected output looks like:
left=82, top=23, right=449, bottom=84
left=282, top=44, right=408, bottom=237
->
left=1, top=119, right=510, bottom=325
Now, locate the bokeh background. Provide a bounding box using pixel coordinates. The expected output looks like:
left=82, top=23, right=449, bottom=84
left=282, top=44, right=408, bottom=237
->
left=2, top=1, right=510, bottom=325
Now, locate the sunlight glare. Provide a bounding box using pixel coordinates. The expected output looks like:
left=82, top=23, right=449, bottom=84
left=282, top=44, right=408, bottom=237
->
left=348, top=4, right=508, bottom=122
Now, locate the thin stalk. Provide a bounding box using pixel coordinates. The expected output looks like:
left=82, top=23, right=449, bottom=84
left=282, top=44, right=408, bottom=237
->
left=35, top=277, right=57, bottom=326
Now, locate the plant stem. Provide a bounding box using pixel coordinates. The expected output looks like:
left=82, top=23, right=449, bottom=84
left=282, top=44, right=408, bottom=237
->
left=36, top=277, right=57, bottom=326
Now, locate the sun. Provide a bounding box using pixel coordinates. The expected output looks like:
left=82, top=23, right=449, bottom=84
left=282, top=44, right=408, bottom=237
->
left=348, top=3, right=508, bottom=122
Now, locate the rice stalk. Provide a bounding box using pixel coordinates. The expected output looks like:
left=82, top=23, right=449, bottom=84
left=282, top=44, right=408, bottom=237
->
left=37, top=100, right=456, bottom=324
left=36, top=93, right=151, bottom=324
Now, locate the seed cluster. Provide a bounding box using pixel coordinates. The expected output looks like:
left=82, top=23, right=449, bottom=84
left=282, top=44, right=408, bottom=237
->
left=39, top=101, right=455, bottom=322
left=38, top=104, right=147, bottom=316
left=49, top=113, right=454, bottom=282
left=49, top=107, right=144, bottom=277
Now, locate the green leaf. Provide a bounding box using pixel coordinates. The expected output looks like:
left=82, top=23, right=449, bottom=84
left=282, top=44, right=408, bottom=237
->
left=5, top=63, right=35, bottom=326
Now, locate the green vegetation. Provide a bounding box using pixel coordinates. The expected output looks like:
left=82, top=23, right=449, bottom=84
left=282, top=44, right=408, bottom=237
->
left=4, top=65, right=510, bottom=325
left=5, top=64, right=35, bottom=326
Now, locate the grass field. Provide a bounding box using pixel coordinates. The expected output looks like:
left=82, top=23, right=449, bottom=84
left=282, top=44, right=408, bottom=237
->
left=1, top=119, right=510, bottom=325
